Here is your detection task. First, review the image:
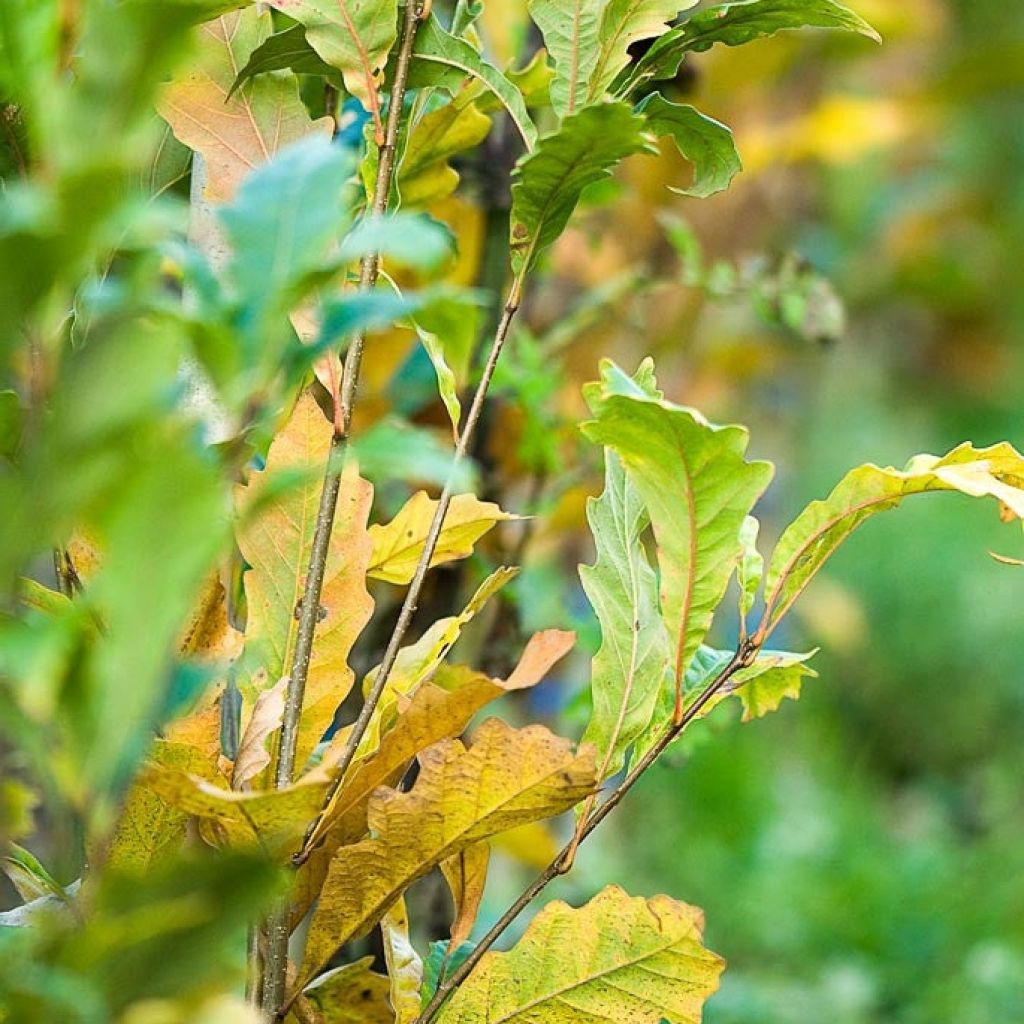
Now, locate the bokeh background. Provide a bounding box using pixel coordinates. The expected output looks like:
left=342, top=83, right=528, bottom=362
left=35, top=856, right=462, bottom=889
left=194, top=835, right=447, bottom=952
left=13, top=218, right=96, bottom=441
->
left=454, top=2, right=1024, bottom=1021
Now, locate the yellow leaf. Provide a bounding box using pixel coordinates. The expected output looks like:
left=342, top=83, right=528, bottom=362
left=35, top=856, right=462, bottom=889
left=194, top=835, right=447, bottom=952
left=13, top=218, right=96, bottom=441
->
left=381, top=898, right=423, bottom=1024
left=299, top=719, right=597, bottom=985
left=437, top=886, right=724, bottom=1024
left=367, top=491, right=519, bottom=585
left=158, top=10, right=332, bottom=201
left=357, top=567, right=516, bottom=755
left=491, top=820, right=560, bottom=869
left=235, top=392, right=375, bottom=774
left=302, top=957, right=393, bottom=1024
left=440, top=841, right=489, bottom=949
left=177, top=572, right=244, bottom=662
left=292, top=629, right=575, bottom=922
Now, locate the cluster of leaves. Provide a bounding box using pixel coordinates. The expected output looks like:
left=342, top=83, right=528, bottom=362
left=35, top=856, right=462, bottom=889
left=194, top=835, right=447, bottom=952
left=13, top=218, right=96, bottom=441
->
left=2, top=2, right=1022, bottom=1024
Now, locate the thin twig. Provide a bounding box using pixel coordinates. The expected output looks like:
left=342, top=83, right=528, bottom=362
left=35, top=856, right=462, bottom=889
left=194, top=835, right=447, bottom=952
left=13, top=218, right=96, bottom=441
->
left=259, top=3, right=425, bottom=1016
left=295, top=271, right=526, bottom=864
left=413, top=639, right=758, bottom=1024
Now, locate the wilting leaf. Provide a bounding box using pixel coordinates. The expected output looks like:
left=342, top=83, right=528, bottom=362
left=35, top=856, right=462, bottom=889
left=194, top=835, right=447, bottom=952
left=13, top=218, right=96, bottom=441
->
left=231, top=675, right=288, bottom=790
left=585, top=0, right=698, bottom=106
left=621, top=0, right=880, bottom=94
left=357, top=567, right=517, bottom=753
left=381, top=899, right=424, bottom=1024
left=265, top=0, right=397, bottom=116
left=580, top=451, right=670, bottom=780
left=583, top=359, right=774, bottom=698
left=300, top=719, right=597, bottom=984
left=303, top=957, right=393, bottom=1023
left=760, top=442, right=1024, bottom=639
left=235, top=392, right=374, bottom=773
left=527, top=0, right=602, bottom=118
left=637, top=92, right=741, bottom=198
left=368, top=491, right=519, bottom=585
left=509, top=103, right=652, bottom=273
left=230, top=22, right=345, bottom=95
left=159, top=9, right=331, bottom=200
left=440, top=842, right=489, bottom=949
left=407, top=14, right=537, bottom=149
left=436, top=885, right=723, bottom=1024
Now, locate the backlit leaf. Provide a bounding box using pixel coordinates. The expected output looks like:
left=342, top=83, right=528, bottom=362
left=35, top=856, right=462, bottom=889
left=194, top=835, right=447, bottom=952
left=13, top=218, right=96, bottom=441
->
left=159, top=9, right=331, bottom=200
left=235, top=392, right=375, bottom=773
left=440, top=841, right=489, bottom=949
left=737, top=515, right=763, bottom=621
left=300, top=719, right=597, bottom=983
left=760, top=442, right=1024, bottom=639
left=527, top=0, right=602, bottom=118
left=583, top=359, right=774, bottom=695
left=367, top=491, right=519, bottom=585
left=580, top=451, right=670, bottom=780
left=436, top=885, right=723, bottom=1024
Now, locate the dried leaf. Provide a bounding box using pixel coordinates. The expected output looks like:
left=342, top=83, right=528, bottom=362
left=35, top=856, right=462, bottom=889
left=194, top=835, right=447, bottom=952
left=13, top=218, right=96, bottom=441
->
left=231, top=675, right=288, bottom=790
left=440, top=842, right=489, bottom=949
left=299, top=719, right=597, bottom=984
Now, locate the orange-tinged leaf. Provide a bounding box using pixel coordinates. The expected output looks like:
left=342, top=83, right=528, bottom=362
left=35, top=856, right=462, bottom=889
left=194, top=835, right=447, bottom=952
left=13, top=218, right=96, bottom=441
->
left=299, top=720, right=597, bottom=985
left=235, top=392, right=375, bottom=774
left=367, top=491, right=520, bottom=585
left=178, top=572, right=244, bottom=662
left=436, top=886, right=724, bottom=1024
left=440, top=841, right=489, bottom=949
left=158, top=9, right=332, bottom=201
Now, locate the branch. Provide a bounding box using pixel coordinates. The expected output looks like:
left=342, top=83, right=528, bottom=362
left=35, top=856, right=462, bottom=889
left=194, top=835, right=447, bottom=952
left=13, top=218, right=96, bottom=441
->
left=259, top=2, right=425, bottom=1016
left=295, top=270, right=526, bottom=864
left=412, top=638, right=758, bottom=1024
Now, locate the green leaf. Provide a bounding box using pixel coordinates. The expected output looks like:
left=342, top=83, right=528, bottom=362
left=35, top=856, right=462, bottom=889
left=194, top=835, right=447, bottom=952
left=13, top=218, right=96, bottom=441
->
left=580, top=451, right=670, bottom=780
left=509, top=103, right=652, bottom=273
left=436, top=885, right=723, bottom=1024
left=621, top=0, right=880, bottom=94
left=406, top=14, right=538, bottom=150
left=582, top=359, right=774, bottom=697
left=229, top=21, right=345, bottom=96
left=352, top=417, right=478, bottom=491
left=339, top=213, right=455, bottom=271
left=637, top=92, right=741, bottom=197
left=586, top=0, right=699, bottom=105
left=265, top=0, right=398, bottom=113
left=527, top=0, right=602, bottom=118
left=737, top=514, right=763, bottom=620
left=759, top=442, right=1024, bottom=639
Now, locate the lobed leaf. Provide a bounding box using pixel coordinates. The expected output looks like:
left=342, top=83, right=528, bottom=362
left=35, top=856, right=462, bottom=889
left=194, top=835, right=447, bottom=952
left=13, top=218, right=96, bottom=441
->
left=367, top=491, right=520, bottom=585
left=580, top=451, right=670, bottom=780
left=583, top=359, right=774, bottom=695
left=759, top=442, right=1024, bottom=638
left=158, top=9, right=331, bottom=200
left=300, top=719, right=597, bottom=984
left=436, top=885, right=723, bottom=1024
left=509, top=103, right=653, bottom=273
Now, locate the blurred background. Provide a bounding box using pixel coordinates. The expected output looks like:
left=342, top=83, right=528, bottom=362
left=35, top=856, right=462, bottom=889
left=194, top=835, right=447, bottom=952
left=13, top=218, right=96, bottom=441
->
left=441, top=1, right=1024, bottom=1021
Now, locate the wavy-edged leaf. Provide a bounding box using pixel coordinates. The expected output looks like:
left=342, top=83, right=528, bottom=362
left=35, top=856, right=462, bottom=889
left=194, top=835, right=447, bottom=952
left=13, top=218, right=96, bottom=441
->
left=436, top=885, right=723, bottom=1024
left=637, top=92, right=741, bottom=198
left=407, top=14, right=538, bottom=150
left=382, top=898, right=424, bottom=1024
left=621, top=0, right=880, bottom=95
left=580, top=451, right=670, bottom=780
left=265, top=0, right=398, bottom=115
left=583, top=359, right=774, bottom=698
left=235, top=392, right=374, bottom=772
left=230, top=22, right=344, bottom=96
left=510, top=103, right=652, bottom=273
left=158, top=9, right=331, bottom=200
left=293, top=630, right=574, bottom=920
left=368, top=491, right=519, bottom=585
left=300, top=719, right=597, bottom=984
left=585, top=0, right=699, bottom=105
left=303, top=957, right=394, bottom=1023
left=759, top=442, right=1024, bottom=638
left=527, top=0, right=602, bottom=118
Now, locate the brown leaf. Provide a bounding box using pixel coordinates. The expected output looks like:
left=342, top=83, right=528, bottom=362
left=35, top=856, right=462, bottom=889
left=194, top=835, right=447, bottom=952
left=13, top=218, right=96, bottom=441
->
left=158, top=9, right=332, bottom=201
left=231, top=675, right=288, bottom=790
left=440, top=841, right=489, bottom=949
